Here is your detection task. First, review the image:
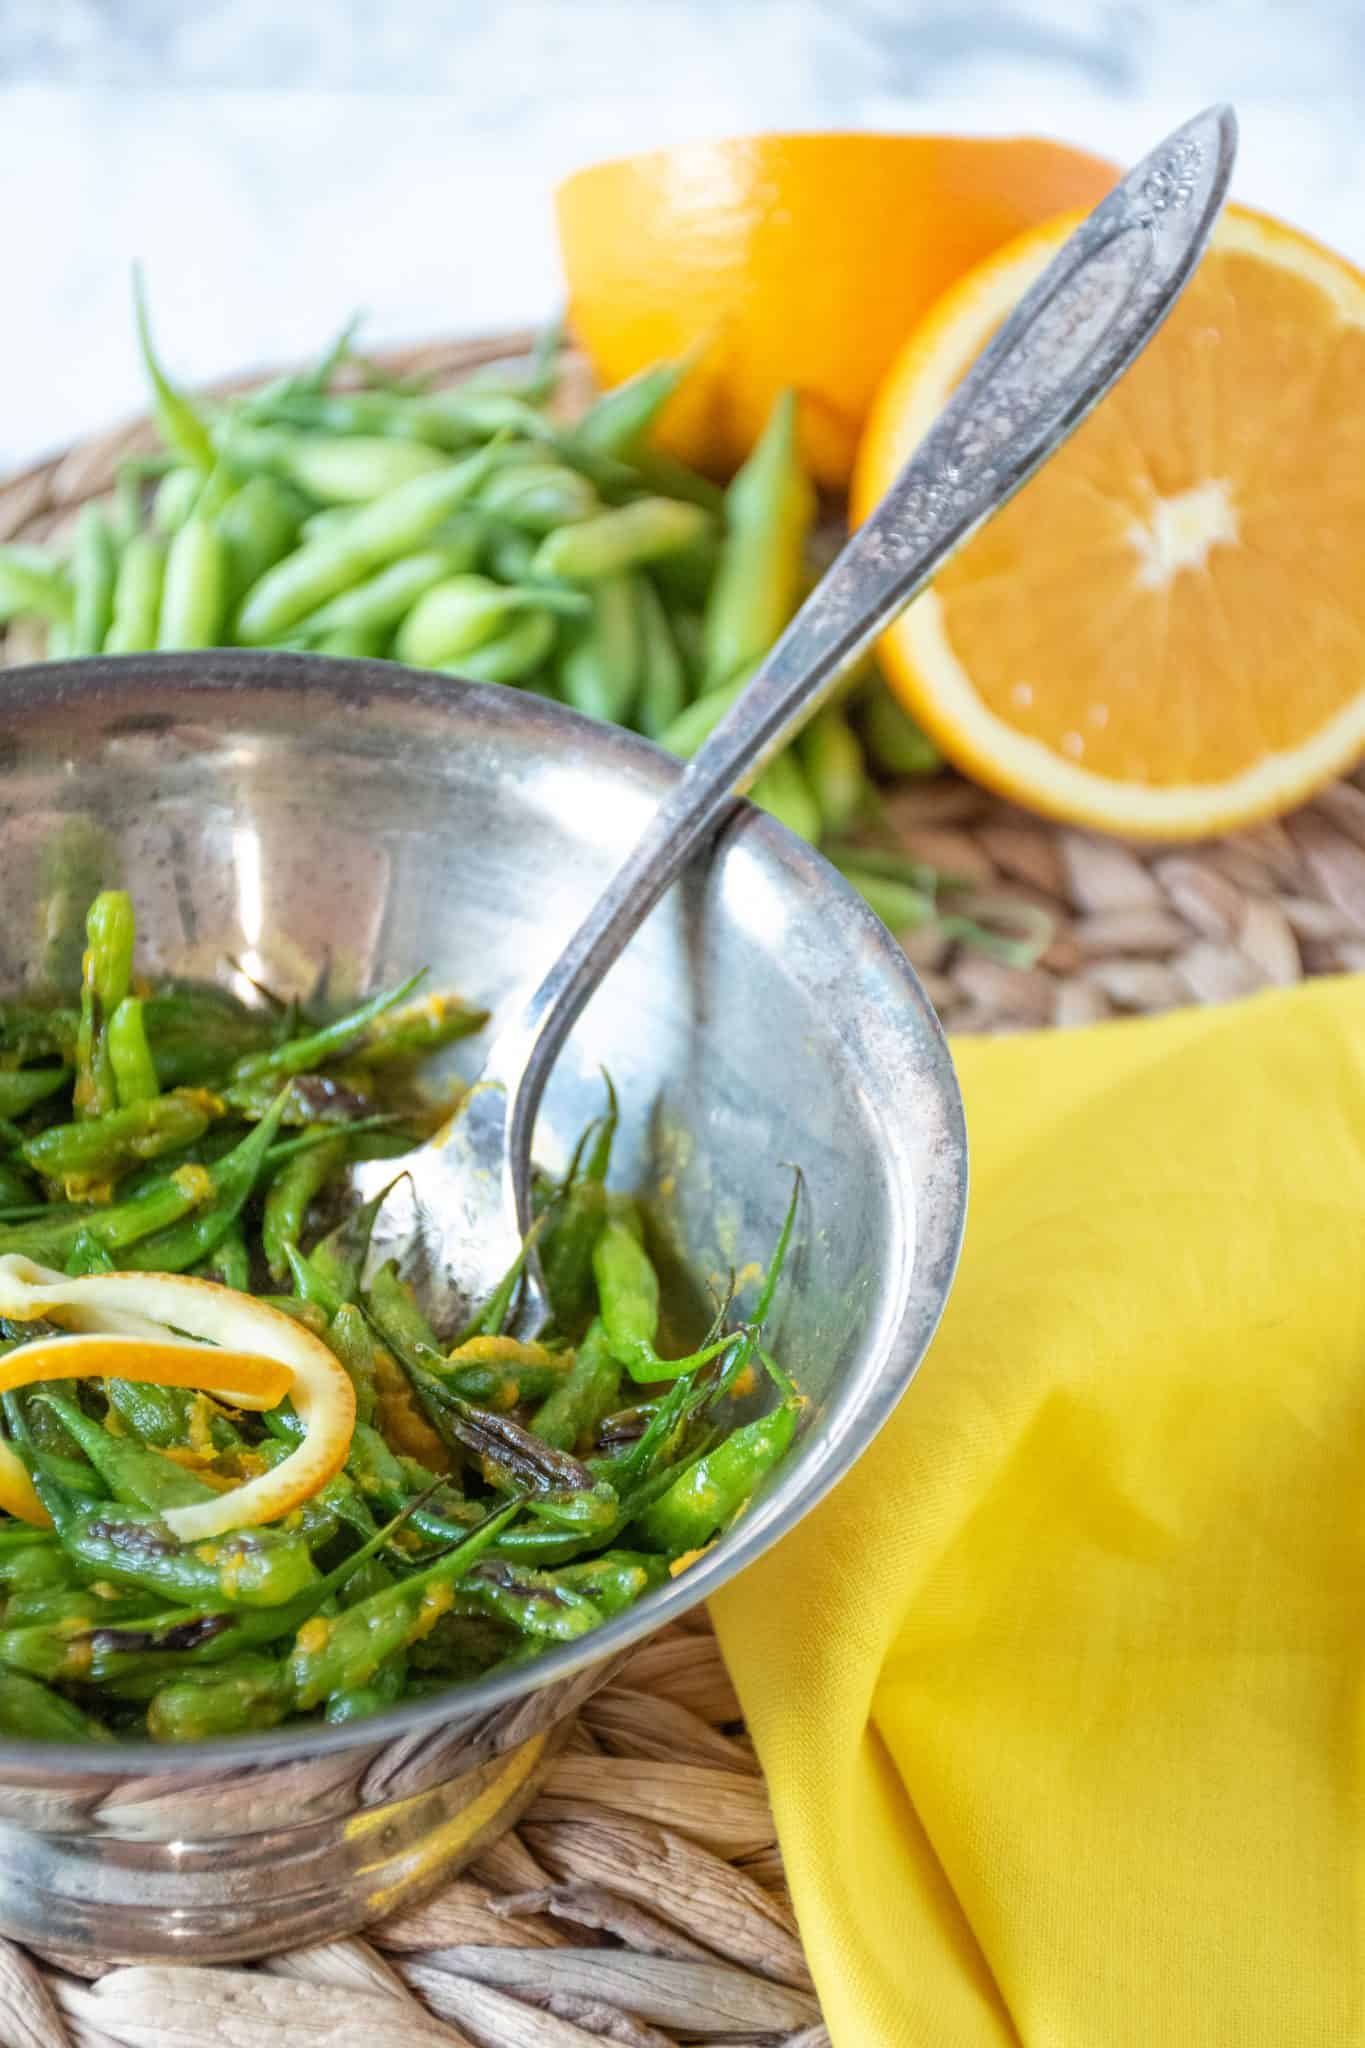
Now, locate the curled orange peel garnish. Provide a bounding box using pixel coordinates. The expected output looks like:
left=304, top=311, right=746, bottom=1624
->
left=0, top=1256, right=356, bottom=1539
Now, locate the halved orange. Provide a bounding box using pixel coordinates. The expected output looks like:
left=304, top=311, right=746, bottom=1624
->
left=557, top=133, right=1116, bottom=485
left=853, top=205, right=1365, bottom=838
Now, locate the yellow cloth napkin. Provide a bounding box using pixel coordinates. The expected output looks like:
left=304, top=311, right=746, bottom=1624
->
left=711, top=978, right=1365, bottom=2047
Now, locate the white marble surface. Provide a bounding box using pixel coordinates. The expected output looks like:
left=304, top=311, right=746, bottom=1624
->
left=3, top=1, right=1364, bottom=468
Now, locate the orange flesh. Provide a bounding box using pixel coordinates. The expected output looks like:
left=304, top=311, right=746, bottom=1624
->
left=855, top=207, right=1365, bottom=836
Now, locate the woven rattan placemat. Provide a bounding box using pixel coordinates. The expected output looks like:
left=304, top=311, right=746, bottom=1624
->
left=1, top=330, right=1362, bottom=2048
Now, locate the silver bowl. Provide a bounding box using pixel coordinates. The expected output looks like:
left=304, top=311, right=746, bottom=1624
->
left=0, top=652, right=966, bottom=1960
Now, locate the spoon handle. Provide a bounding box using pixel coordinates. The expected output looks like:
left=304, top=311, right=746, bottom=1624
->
left=503, top=104, right=1237, bottom=1190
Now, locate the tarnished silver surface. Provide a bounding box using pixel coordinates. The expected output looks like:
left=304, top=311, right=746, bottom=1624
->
left=356, top=105, right=1236, bottom=1335
left=0, top=652, right=966, bottom=1958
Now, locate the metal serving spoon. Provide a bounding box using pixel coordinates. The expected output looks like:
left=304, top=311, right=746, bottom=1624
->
left=354, top=104, right=1237, bottom=1334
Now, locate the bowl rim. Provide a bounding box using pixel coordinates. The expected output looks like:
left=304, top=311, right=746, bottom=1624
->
left=0, top=650, right=968, bottom=1774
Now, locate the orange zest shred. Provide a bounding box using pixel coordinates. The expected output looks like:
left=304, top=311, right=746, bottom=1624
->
left=669, top=1544, right=715, bottom=1578
left=373, top=1344, right=452, bottom=1472
left=0, top=1256, right=355, bottom=1538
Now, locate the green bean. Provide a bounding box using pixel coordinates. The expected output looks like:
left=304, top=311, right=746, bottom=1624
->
left=195, top=1217, right=250, bottom=1291
left=632, top=450, right=726, bottom=515
left=521, top=1479, right=618, bottom=1534
left=305, top=1179, right=396, bottom=1310
left=0, top=1068, right=67, bottom=1120
left=0, top=1668, right=113, bottom=1742
left=591, top=1218, right=736, bottom=1384
left=5, top=1399, right=317, bottom=1609
left=482, top=524, right=537, bottom=583
left=0, top=545, right=74, bottom=626
left=835, top=867, right=935, bottom=935
left=64, top=1230, right=116, bottom=1276
left=312, top=625, right=383, bottom=659
left=439, top=610, right=556, bottom=684
left=75, top=890, right=135, bottom=1123
left=111, top=464, right=147, bottom=546
left=539, top=1085, right=617, bottom=1337
left=0, top=1535, right=78, bottom=1598
left=438, top=1335, right=573, bottom=1409
left=146, top=1657, right=294, bottom=1741
left=347, top=991, right=487, bottom=1068
left=558, top=574, right=640, bottom=723
left=235, top=445, right=504, bottom=644
left=633, top=1398, right=798, bottom=1552
left=649, top=523, right=721, bottom=608
left=35, top=1393, right=218, bottom=1514
left=532, top=1317, right=623, bottom=1452
left=0, top=1602, right=118, bottom=1683
left=104, top=1379, right=197, bottom=1449
left=246, top=391, right=436, bottom=440
left=489, top=316, right=564, bottom=405
left=0, top=1003, right=78, bottom=1067
left=283, top=1241, right=345, bottom=1319
left=253, top=387, right=553, bottom=450
left=115, top=1086, right=291, bottom=1272
left=106, top=997, right=160, bottom=1108
left=240, top=312, right=361, bottom=415
left=261, top=1129, right=346, bottom=1281
left=857, top=684, right=944, bottom=777
left=0, top=1161, right=212, bottom=1266
left=632, top=576, right=688, bottom=740
left=532, top=499, right=709, bottom=582
left=798, top=706, right=867, bottom=835
left=157, top=518, right=228, bottom=649
left=152, top=466, right=201, bottom=535
left=324, top=1656, right=407, bottom=1724
left=422, top=390, right=557, bottom=442
left=73, top=1505, right=319, bottom=1610
left=70, top=506, right=118, bottom=657
left=394, top=574, right=584, bottom=668
left=103, top=532, right=167, bottom=654
left=0, top=1176, right=42, bottom=1218
left=226, top=425, right=449, bottom=502
left=551, top=1548, right=668, bottom=1616
left=299, top=506, right=359, bottom=546
left=751, top=749, right=821, bottom=842
left=345, top=1416, right=411, bottom=1505
left=257, top=1436, right=376, bottom=1548
left=85, top=1497, right=423, bottom=1697
left=371, top=1287, right=585, bottom=1492
left=21, top=1091, right=214, bottom=1193
left=218, top=474, right=305, bottom=606
left=294, top=550, right=467, bottom=640
left=571, top=358, right=688, bottom=458
left=140, top=986, right=276, bottom=1088
left=133, top=270, right=216, bottom=473
left=328, top=1303, right=379, bottom=1426
left=444, top=610, right=560, bottom=684
left=366, top=1262, right=449, bottom=1379
left=704, top=389, right=814, bottom=687
left=476, top=462, right=598, bottom=534
left=456, top=1557, right=603, bottom=1642
left=226, top=972, right=421, bottom=1096
left=659, top=672, right=746, bottom=759
left=289, top=1496, right=523, bottom=1706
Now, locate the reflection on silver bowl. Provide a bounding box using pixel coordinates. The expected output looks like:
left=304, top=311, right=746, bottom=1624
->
left=0, top=652, right=966, bottom=1960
